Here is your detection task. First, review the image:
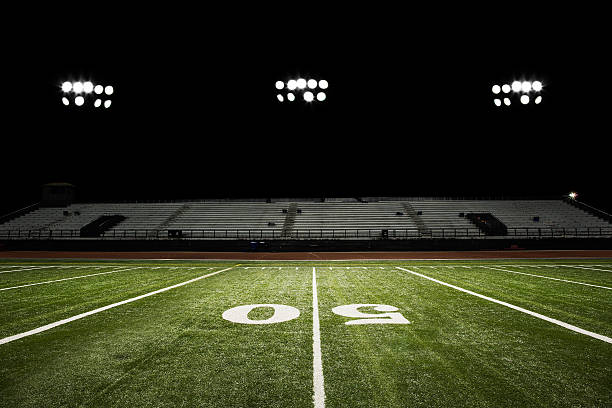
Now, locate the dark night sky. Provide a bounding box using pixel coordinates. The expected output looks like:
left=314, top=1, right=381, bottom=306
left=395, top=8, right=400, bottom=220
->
left=2, top=6, right=610, bottom=213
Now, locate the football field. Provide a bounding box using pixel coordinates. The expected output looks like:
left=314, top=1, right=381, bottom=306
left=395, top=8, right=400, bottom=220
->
left=0, top=259, right=611, bottom=407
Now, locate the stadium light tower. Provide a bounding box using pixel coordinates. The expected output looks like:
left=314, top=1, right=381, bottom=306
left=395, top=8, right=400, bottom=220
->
left=492, top=78, right=544, bottom=107
left=276, top=76, right=328, bottom=103
left=568, top=192, right=578, bottom=200
left=60, top=79, right=113, bottom=108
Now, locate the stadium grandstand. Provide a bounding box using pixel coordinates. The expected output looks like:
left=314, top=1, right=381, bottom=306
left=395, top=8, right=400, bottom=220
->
left=2, top=192, right=611, bottom=251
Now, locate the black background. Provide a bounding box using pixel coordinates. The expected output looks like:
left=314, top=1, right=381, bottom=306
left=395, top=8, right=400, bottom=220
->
left=2, top=6, right=610, bottom=214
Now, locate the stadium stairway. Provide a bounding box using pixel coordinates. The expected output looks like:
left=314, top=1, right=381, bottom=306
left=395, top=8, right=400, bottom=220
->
left=401, top=202, right=429, bottom=233
left=156, top=204, right=192, bottom=232
left=281, top=203, right=298, bottom=238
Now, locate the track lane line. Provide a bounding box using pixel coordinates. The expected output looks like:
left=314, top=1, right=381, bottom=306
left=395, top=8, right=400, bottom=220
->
left=396, top=266, right=612, bottom=344
left=481, top=266, right=612, bottom=290
left=0, top=267, right=144, bottom=292
left=0, top=265, right=236, bottom=346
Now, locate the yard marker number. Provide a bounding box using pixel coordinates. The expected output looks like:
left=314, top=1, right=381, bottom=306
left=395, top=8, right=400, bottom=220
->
left=331, top=304, right=411, bottom=325
left=222, top=304, right=300, bottom=325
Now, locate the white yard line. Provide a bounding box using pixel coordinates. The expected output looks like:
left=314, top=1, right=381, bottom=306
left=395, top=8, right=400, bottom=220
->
left=312, top=267, right=326, bottom=408
left=0, top=267, right=143, bottom=292
left=482, top=266, right=612, bottom=291
left=0, top=266, right=236, bottom=346
left=0, top=266, right=58, bottom=275
left=396, top=267, right=612, bottom=344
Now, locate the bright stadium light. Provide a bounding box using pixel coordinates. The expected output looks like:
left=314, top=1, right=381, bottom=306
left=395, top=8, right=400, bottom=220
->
left=83, top=81, right=94, bottom=93
left=532, top=81, right=543, bottom=92
left=72, top=82, right=84, bottom=94
left=521, top=81, right=532, bottom=93
left=493, top=98, right=501, bottom=107
left=60, top=77, right=115, bottom=109
left=494, top=77, right=544, bottom=107
left=569, top=192, right=578, bottom=200
left=278, top=76, right=328, bottom=103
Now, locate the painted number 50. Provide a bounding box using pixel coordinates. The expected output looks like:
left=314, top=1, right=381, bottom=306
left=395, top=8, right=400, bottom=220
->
left=222, top=303, right=410, bottom=325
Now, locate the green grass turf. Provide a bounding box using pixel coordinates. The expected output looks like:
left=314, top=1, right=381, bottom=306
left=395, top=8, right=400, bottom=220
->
left=0, top=259, right=611, bottom=407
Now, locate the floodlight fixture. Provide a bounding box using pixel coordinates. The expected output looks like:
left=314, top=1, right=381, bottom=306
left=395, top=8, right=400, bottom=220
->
left=60, top=78, right=114, bottom=109
left=532, top=81, right=543, bottom=92
left=72, top=82, right=84, bottom=94
left=277, top=76, right=328, bottom=103
left=494, top=77, right=543, bottom=107
left=83, top=81, right=94, bottom=93
left=568, top=192, right=578, bottom=200
left=521, top=81, right=532, bottom=93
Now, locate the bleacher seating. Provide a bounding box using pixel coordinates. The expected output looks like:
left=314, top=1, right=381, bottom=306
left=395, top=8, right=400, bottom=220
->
left=1, top=198, right=610, bottom=239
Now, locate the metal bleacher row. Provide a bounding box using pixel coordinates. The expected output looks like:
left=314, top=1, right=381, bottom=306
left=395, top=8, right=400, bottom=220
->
left=1, top=199, right=611, bottom=239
